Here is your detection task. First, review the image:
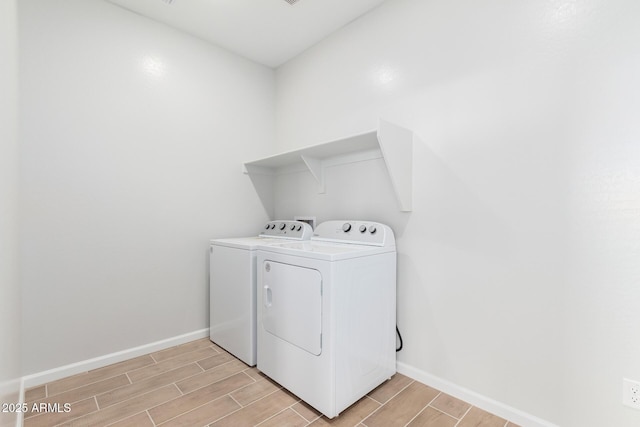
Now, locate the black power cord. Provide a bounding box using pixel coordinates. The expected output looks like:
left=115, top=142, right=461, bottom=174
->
left=396, top=326, right=403, bottom=352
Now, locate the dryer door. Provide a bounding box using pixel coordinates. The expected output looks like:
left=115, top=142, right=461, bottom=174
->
left=262, top=261, right=322, bottom=356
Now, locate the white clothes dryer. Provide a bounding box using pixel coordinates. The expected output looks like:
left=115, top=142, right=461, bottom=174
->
left=209, top=220, right=312, bottom=366
left=256, top=220, right=396, bottom=418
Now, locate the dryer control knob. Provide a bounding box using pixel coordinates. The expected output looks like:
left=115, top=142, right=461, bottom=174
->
left=296, top=225, right=302, bottom=231
left=369, top=225, right=377, bottom=234
left=342, top=223, right=352, bottom=232
left=265, top=224, right=270, bottom=230
left=290, top=224, right=296, bottom=231
left=359, top=225, right=367, bottom=233
left=279, top=223, right=286, bottom=230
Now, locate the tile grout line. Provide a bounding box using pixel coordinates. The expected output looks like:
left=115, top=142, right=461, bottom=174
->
left=146, top=382, right=247, bottom=426
left=23, top=374, right=132, bottom=417
left=453, top=405, right=473, bottom=427
left=94, top=363, right=205, bottom=409
left=43, top=370, right=106, bottom=398
left=288, top=403, right=317, bottom=424
left=47, top=397, right=103, bottom=427
left=23, top=407, right=59, bottom=427
left=239, top=369, right=259, bottom=384
left=151, top=340, right=218, bottom=363
left=128, top=351, right=216, bottom=382
left=425, top=403, right=461, bottom=421
left=74, top=382, right=180, bottom=425
left=367, top=379, right=415, bottom=405
left=402, top=404, right=428, bottom=427
left=43, top=356, right=156, bottom=398
left=253, top=406, right=291, bottom=426
left=147, top=409, right=157, bottom=426
left=155, top=393, right=232, bottom=426
left=151, top=344, right=222, bottom=367
left=363, top=394, right=382, bottom=412
left=402, top=391, right=442, bottom=427
left=426, top=393, right=470, bottom=420
left=127, top=383, right=184, bottom=427
left=205, top=385, right=286, bottom=426
left=223, top=376, right=266, bottom=407
left=235, top=371, right=258, bottom=392
left=228, top=393, right=243, bottom=408
left=308, top=414, right=321, bottom=424
left=173, top=359, right=250, bottom=395
left=361, top=379, right=416, bottom=426
left=102, top=410, right=151, bottom=427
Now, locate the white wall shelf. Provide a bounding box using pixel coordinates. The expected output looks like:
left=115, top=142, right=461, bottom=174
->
left=243, top=119, right=414, bottom=212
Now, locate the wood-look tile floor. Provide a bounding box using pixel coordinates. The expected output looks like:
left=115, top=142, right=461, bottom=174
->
left=24, top=338, right=521, bottom=427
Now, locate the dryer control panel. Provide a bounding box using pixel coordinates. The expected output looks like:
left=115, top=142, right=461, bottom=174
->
left=312, top=220, right=395, bottom=247
left=259, top=220, right=313, bottom=240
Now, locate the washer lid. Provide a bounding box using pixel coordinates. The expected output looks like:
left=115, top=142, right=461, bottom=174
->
left=257, top=240, right=395, bottom=261
left=210, top=220, right=313, bottom=250
left=210, top=236, right=287, bottom=250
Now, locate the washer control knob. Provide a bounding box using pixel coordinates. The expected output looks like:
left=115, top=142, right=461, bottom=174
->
left=369, top=225, right=377, bottom=234
left=270, top=224, right=275, bottom=229
left=290, top=224, right=296, bottom=231
left=296, top=225, right=302, bottom=231
left=342, top=223, right=352, bottom=232
left=279, top=223, right=286, bottom=230
left=359, top=225, right=367, bottom=233
left=265, top=224, right=270, bottom=230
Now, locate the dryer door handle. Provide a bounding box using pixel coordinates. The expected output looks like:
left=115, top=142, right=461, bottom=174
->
left=263, top=285, right=272, bottom=307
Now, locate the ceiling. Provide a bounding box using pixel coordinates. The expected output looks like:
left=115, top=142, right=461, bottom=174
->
left=106, top=0, right=387, bottom=68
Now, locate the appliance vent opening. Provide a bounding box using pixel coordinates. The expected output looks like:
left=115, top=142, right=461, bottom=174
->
left=283, top=0, right=301, bottom=4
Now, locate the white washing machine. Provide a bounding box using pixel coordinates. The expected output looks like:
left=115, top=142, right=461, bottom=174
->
left=256, top=220, right=396, bottom=418
left=209, top=220, right=312, bottom=366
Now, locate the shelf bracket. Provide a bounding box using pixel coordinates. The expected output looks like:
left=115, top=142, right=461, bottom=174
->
left=301, top=155, right=325, bottom=194
left=242, top=164, right=275, bottom=218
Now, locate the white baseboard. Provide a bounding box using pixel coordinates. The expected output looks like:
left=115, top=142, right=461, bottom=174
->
left=396, top=361, right=558, bottom=427
left=0, top=377, right=23, bottom=427
left=22, top=328, right=210, bottom=389
left=16, top=378, right=24, bottom=427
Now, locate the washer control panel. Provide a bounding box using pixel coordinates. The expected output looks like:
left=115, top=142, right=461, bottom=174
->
left=259, top=220, right=313, bottom=240
left=312, top=220, right=394, bottom=247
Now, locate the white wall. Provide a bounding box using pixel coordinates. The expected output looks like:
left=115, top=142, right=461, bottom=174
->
left=15, top=0, right=640, bottom=425
left=0, top=0, right=22, bottom=424
left=19, top=0, right=274, bottom=374
left=275, top=0, right=640, bottom=426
